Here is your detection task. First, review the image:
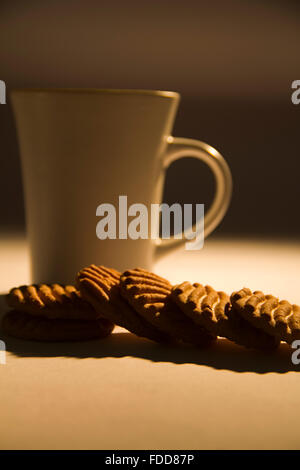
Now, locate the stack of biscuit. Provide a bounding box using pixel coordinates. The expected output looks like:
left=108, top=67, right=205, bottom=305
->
left=2, top=283, right=114, bottom=341
left=2, top=264, right=300, bottom=351
left=76, top=265, right=300, bottom=350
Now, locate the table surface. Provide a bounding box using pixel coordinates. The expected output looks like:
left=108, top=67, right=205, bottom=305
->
left=0, top=234, right=300, bottom=450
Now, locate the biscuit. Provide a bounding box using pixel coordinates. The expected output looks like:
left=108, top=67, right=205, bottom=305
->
left=6, top=284, right=100, bottom=320
left=231, top=288, right=300, bottom=344
left=120, top=268, right=215, bottom=348
left=1, top=310, right=114, bottom=342
left=172, top=282, right=279, bottom=350
left=76, top=265, right=170, bottom=343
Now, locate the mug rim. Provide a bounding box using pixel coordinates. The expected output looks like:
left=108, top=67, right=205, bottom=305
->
left=11, top=88, right=180, bottom=99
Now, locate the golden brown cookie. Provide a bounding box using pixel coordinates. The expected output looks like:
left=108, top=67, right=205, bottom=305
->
left=231, top=288, right=300, bottom=344
left=172, top=282, right=279, bottom=350
left=6, top=284, right=100, bottom=320
left=120, top=269, right=215, bottom=348
left=76, top=265, right=170, bottom=343
left=1, top=310, right=114, bottom=342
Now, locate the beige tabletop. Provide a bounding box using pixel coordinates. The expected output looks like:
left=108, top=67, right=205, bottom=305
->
left=0, top=234, right=300, bottom=450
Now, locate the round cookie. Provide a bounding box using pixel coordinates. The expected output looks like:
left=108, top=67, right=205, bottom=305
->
left=231, top=288, right=300, bottom=344
left=6, top=284, right=100, bottom=320
left=120, top=268, right=215, bottom=348
left=76, top=265, right=170, bottom=343
left=1, top=310, right=114, bottom=342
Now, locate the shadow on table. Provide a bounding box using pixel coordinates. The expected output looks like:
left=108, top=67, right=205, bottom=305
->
left=1, top=329, right=299, bottom=374
left=0, top=295, right=299, bottom=374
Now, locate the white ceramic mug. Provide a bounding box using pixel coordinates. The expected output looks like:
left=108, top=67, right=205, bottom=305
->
left=12, top=89, right=232, bottom=284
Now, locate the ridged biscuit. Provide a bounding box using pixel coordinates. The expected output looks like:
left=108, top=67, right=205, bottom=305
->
left=76, top=265, right=170, bottom=343
left=1, top=310, right=114, bottom=342
left=6, top=284, right=99, bottom=320
left=231, top=288, right=300, bottom=344
left=120, top=269, right=215, bottom=348
left=172, top=282, right=279, bottom=350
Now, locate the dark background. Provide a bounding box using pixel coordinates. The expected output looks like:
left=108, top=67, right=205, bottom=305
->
left=0, top=0, right=299, bottom=237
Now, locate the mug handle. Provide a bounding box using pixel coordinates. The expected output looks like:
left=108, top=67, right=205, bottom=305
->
left=155, top=136, right=232, bottom=249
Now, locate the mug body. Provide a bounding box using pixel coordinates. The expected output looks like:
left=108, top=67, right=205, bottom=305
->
left=11, top=89, right=180, bottom=283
